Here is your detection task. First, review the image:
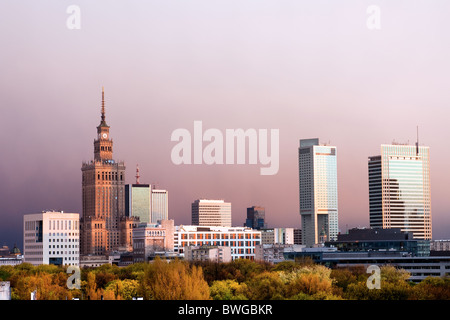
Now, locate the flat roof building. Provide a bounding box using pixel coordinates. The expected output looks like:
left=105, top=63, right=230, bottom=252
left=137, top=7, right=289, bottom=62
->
left=23, top=211, right=80, bottom=266
left=174, top=225, right=261, bottom=260
left=192, top=199, right=232, bottom=227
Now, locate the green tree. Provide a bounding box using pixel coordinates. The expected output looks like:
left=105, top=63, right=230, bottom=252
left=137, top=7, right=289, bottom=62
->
left=209, top=279, right=248, bottom=300
left=245, top=271, right=285, bottom=300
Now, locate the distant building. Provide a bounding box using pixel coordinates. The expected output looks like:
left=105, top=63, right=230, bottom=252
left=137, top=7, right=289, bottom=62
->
left=174, top=225, right=261, bottom=260
left=430, top=240, right=450, bottom=252
left=325, top=227, right=430, bottom=257
left=23, top=211, right=80, bottom=266
left=299, top=138, right=339, bottom=247
left=255, top=244, right=293, bottom=264
left=261, top=228, right=294, bottom=245
left=184, top=246, right=232, bottom=263
left=368, top=143, right=432, bottom=240
left=132, top=219, right=175, bottom=263
left=79, top=255, right=110, bottom=268
left=293, top=229, right=302, bottom=245
left=125, top=182, right=169, bottom=225
left=151, top=189, right=168, bottom=223
left=192, top=199, right=232, bottom=227
left=126, top=184, right=151, bottom=223
left=244, top=206, right=266, bottom=230
left=80, top=88, right=135, bottom=256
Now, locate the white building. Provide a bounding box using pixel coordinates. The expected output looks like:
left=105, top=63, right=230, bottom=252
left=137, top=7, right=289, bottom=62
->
left=299, top=138, right=339, bottom=247
left=184, top=246, right=232, bottom=263
left=151, top=189, right=168, bottom=223
left=174, top=225, right=261, bottom=260
left=23, top=211, right=80, bottom=266
left=192, top=199, right=232, bottom=227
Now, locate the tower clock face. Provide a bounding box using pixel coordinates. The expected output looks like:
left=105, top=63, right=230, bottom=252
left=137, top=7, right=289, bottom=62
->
left=102, top=133, right=108, bottom=139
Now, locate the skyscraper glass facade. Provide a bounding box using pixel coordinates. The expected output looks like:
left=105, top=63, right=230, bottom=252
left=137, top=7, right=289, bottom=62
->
left=299, top=139, right=339, bottom=247
left=368, top=144, right=432, bottom=240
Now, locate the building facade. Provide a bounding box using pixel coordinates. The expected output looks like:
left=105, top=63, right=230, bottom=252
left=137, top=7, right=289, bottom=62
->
left=151, top=189, right=168, bottom=223
left=174, top=225, right=261, bottom=260
left=368, top=143, right=432, bottom=240
left=23, top=211, right=80, bottom=266
left=244, top=206, right=266, bottom=230
left=191, top=199, right=232, bottom=227
left=184, top=246, right=232, bottom=263
left=80, top=88, right=136, bottom=255
left=132, top=220, right=174, bottom=263
left=299, top=138, right=339, bottom=246
left=126, top=184, right=151, bottom=223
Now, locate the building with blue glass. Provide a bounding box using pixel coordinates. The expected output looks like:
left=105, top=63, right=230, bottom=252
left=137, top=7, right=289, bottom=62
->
left=368, top=143, right=432, bottom=240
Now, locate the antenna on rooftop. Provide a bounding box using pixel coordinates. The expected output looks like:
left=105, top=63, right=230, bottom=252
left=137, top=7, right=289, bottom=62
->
left=416, top=126, right=419, bottom=156
left=135, top=164, right=140, bottom=184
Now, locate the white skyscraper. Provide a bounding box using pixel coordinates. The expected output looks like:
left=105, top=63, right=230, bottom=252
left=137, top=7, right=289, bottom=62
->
left=298, top=138, right=339, bottom=247
left=23, top=211, right=80, bottom=266
left=151, top=189, right=168, bottom=223
left=368, top=143, right=432, bottom=240
left=191, top=199, right=232, bottom=227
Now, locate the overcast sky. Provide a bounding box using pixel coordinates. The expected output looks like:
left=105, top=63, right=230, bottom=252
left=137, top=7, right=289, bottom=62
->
left=1, top=1, right=450, bottom=250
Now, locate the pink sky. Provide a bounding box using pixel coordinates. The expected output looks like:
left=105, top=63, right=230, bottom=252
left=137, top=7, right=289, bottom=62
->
left=1, top=1, right=450, bottom=249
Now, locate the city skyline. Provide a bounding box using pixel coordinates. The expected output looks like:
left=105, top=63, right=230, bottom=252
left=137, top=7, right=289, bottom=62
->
left=2, top=1, right=450, bottom=251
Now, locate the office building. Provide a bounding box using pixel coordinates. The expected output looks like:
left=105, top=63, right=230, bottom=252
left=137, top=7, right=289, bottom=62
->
left=325, top=227, right=430, bottom=257
left=125, top=184, right=151, bottom=224
left=293, top=229, right=302, bottom=245
left=184, top=246, right=232, bottom=263
left=126, top=180, right=169, bottom=224
left=132, top=219, right=174, bottom=263
left=261, top=228, right=295, bottom=245
left=80, top=88, right=136, bottom=255
left=244, top=206, right=267, bottom=230
left=174, top=225, right=261, bottom=260
left=191, top=199, right=232, bottom=227
left=298, top=138, right=339, bottom=246
left=23, top=211, right=80, bottom=266
left=368, top=143, right=432, bottom=240
left=151, top=189, right=168, bottom=223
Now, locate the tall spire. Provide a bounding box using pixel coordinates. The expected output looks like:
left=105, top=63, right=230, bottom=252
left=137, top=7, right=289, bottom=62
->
left=101, top=86, right=106, bottom=123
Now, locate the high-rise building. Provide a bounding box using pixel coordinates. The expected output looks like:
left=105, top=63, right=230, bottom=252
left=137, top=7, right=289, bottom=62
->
left=23, top=211, right=80, bottom=266
left=80, top=88, right=138, bottom=255
left=244, top=206, right=267, bottom=230
left=298, top=138, right=339, bottom=247
left=191, top=199, right=232, bottom=227
left=125, top=184, right=151, bottom=223
left=151, top=189, right=168, bottom=223
left=125, top=185, right=168, bottom=224
left=368, top=143, right=432, bottom=240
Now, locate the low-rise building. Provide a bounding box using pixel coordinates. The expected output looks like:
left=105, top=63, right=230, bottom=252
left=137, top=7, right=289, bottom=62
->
left=132, top=219, right=174, bottom=263
left=23, top=211, right=80, bottom=266
left=184, top=246, right=232, bottom=263
left=174, top=225, right=261, bottom=260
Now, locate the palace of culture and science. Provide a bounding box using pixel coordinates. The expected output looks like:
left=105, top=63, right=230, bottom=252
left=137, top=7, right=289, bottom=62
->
left=80, top=88, right=137, bottom=256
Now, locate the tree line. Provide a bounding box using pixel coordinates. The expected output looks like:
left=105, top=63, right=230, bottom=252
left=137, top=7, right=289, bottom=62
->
left=1, top=258, right=449, bottom=300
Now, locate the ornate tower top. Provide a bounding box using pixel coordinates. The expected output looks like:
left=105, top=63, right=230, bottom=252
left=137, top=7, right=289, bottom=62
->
left=94, top=87, right=113, bottom=161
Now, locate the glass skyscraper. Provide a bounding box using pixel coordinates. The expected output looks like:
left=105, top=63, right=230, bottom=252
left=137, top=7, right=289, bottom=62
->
left=368, top=144, right=432, bottom=240
left=299, top=138, right=339, bottom=247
